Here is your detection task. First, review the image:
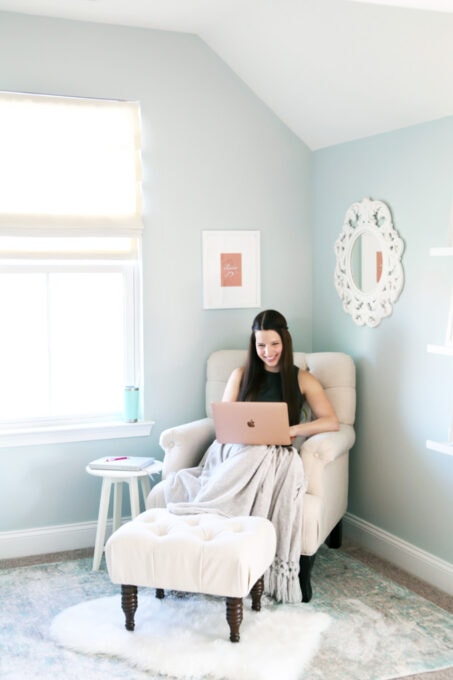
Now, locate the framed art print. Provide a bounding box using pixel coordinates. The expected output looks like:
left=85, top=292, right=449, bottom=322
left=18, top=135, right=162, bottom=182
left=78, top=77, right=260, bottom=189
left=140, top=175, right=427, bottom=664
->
left=202, top=230, right=261, bottom=309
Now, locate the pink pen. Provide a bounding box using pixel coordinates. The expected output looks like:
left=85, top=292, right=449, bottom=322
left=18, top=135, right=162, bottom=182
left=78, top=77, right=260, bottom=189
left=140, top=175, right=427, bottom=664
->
left=106, top=456, right=128, bottom=462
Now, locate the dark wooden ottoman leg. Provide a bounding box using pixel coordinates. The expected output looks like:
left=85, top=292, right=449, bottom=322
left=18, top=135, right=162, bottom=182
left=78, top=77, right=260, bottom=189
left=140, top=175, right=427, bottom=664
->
left=121, top=584, right=138, bottom=631
left=250, top=575, right=264, bottom=611
left=226, top=597, right=243, bottom=642
left=155, top=588, right=165, bottom=599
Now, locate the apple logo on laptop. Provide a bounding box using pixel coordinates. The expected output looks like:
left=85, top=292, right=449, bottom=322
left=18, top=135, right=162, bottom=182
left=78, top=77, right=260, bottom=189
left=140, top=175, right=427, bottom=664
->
left=247, top=419, right=255, bottom=428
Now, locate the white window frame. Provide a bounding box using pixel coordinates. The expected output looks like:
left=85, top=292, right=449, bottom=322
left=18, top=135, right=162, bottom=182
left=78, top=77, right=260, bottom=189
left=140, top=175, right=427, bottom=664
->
left=0, top=253, right=151, bottom=448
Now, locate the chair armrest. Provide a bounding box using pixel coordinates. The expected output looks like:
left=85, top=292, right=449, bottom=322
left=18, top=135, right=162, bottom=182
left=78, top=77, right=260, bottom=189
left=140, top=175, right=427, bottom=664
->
left=300, top=424, right=355, bottom=496
left=159, top=418, right=215, bottom=479
left=300, top=424, right=355, bottom=464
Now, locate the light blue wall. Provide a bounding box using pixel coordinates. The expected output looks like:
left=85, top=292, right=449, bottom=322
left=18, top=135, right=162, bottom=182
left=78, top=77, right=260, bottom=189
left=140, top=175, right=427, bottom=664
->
left=313, top=118, right=453, bottom=562
left=0, top=12, right=312, bottom=533
left=1, top=11, right=451, bottom=570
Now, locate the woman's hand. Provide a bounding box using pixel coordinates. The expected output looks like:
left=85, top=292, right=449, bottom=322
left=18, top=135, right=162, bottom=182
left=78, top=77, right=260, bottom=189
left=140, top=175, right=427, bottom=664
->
left=289, top=425, right=300, bottom=441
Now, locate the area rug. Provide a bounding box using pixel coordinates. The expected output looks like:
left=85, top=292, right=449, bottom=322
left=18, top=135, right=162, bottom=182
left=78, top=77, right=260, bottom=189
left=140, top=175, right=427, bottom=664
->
left=50, top=591, right=331, bottom=680
left=3, top=547, right=453, bottom=680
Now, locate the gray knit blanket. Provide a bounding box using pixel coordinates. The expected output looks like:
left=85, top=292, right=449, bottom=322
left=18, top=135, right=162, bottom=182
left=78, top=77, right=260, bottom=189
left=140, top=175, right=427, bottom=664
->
left=164, top=441, right=306, bottom=603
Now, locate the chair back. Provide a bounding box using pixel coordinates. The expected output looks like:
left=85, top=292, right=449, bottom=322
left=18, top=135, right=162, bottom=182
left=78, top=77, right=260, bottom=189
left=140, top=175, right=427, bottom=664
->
left=205, top=350, right=355, bottom=426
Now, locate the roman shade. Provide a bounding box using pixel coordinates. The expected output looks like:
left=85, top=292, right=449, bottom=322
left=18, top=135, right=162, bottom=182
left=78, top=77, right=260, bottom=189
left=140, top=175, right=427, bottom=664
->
left=0, top=92, right=143, bottom=238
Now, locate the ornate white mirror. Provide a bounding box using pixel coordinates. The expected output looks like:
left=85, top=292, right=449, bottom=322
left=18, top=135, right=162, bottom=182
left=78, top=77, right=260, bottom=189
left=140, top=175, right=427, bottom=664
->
left=334, top=197, right=404, bottom=327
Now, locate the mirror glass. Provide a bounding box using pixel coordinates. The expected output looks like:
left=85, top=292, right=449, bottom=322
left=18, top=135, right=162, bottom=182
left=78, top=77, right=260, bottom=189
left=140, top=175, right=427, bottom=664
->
left=335, top=198, right=404, bottom=327
left=350, top=231, right=383, bottom=294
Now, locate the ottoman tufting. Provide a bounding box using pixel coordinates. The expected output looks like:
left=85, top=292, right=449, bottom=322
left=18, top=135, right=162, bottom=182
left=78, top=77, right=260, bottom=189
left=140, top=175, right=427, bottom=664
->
left=105, top=508, right=277, bottom=642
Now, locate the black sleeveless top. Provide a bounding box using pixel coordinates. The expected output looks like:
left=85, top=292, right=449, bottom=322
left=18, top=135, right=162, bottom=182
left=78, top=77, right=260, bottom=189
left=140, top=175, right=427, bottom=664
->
left=256, top=366, right=303, bottom=413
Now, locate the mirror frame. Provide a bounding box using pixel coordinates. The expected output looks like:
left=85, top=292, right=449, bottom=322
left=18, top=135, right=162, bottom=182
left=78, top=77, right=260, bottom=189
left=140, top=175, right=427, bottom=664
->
left=334, top=197, right=404, bottom=327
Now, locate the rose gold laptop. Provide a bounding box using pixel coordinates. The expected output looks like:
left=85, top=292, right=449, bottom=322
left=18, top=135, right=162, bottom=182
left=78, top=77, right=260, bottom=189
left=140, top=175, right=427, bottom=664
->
left=211, top=401, right=291, bottom=446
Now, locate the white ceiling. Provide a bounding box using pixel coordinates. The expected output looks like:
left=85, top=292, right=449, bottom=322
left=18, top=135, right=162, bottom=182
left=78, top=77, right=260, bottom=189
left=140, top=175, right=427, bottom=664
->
left=1, top=0, right=453, bottom=149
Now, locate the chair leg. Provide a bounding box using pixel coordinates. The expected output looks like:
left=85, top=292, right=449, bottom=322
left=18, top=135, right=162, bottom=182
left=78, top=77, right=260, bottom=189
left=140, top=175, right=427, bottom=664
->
left=325, top=519, right=343, bottom=549
left=155, top=588, right=165, bottom=599
left=226, top=597, right=243, bottom=642
left=121, top=584, right=138, bottom=631
left=250, top=575, right=264, bottom=611
left=299, top=554, right=316, bottom=603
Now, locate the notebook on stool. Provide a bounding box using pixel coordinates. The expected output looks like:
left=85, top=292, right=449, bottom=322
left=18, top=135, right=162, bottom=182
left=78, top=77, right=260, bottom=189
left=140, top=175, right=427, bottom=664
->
left=211, top=401, right=291, bottom=446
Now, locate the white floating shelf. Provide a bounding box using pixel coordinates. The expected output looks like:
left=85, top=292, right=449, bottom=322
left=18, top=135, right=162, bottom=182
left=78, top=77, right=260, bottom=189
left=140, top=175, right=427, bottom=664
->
left=426, top=440, right=453, bottom=456
left=427, top=344, right=453, bottom=356
left=429, top=247, right=453, bottom=256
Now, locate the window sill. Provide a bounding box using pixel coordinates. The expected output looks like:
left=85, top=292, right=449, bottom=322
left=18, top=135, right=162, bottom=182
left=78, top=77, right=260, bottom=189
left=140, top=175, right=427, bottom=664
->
left=0, top=420, right=154, bottom=448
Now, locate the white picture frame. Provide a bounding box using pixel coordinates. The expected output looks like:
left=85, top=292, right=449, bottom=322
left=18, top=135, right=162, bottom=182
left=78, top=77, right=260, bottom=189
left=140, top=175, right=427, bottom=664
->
left=202, top=230, right=261, bottom=309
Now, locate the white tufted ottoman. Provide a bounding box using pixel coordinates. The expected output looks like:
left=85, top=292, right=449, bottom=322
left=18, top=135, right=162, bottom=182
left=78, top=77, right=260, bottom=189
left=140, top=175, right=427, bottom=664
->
left=105, top=508, right=277, bottom=642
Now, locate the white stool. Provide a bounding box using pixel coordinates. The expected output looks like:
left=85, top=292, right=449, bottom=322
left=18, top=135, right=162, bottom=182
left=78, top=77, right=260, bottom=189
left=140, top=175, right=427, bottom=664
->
left=86, top=460, right=163, bottom=571
left=105, top=508, right=277, bottom=642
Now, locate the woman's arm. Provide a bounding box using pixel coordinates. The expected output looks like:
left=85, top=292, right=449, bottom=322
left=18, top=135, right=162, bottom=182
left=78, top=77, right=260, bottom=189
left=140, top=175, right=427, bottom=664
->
left=289, top=369, right=339, bottom=438
left=222, top=367, right=244, bottom=402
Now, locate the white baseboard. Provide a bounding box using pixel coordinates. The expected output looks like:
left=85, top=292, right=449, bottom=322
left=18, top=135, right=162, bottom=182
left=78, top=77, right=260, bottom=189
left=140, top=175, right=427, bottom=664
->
left=2, top=513, right=453, bottom=598
left=0, top=520, right=101, bottom=560
left=344, top=512, right=453, bottom=596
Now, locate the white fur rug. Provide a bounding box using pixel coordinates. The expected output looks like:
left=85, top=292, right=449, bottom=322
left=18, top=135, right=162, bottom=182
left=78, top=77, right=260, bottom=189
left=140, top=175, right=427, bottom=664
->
left=50, top=591, right=331, bottom=680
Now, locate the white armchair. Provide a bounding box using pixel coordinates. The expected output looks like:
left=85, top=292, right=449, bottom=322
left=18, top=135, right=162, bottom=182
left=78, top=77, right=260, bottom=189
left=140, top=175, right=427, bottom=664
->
left=146, top=349, right=356, bottom=602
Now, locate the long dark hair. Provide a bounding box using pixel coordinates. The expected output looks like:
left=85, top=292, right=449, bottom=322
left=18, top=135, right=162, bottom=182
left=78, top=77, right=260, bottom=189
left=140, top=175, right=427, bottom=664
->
left=238, top=309, right=301, bottom=425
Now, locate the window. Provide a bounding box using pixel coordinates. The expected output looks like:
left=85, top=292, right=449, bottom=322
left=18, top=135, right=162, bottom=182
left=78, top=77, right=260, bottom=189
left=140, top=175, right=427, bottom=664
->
left=0, top=92, right=145, bottom=444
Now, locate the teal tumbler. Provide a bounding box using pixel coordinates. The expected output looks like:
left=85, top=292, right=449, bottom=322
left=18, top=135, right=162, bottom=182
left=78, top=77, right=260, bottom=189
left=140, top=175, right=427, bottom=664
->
left=124, top=386, right=139, bottom=422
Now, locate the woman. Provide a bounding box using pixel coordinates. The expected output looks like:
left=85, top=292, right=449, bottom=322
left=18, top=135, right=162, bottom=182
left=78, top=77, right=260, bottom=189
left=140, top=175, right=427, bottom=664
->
left=224, top=309, right=339, bottom=437
left=164, top=310, right=339, bottom=603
